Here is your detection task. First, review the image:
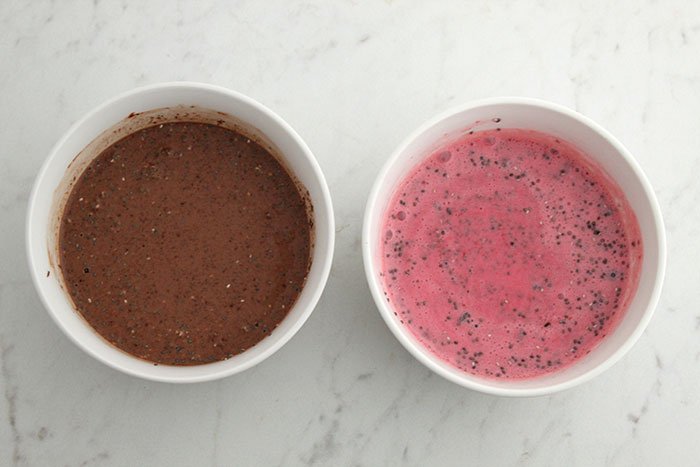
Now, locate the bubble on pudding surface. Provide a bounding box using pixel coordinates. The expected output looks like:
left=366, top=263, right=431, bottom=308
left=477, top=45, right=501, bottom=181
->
left=385, top=229, right=393, bottom=240
left=439, top=151, right=452, bottom=162
left=396, top=211, right=406, bottom=220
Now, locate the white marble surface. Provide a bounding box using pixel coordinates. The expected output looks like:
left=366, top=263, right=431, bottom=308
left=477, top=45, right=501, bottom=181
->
left=1, top=0, right=699, bottom=465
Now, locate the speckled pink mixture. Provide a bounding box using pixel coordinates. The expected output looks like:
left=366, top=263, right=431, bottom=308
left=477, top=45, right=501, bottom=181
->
left=380, top=128, right=642, bottom=379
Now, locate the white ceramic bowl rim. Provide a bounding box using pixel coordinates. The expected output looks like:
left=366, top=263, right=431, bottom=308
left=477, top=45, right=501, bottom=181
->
left=26, top=82, right=335, bottom=383
left=362, top=96, right=666, bottom=397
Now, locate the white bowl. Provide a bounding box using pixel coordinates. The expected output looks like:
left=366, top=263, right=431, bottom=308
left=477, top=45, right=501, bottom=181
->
left=26, top=82, right=335, bottom=383
left=363, top=97, right=666, bottom=397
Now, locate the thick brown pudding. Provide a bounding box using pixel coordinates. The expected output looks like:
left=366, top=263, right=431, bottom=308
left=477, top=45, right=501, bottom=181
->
left=58, top=121, right=312, bottom=365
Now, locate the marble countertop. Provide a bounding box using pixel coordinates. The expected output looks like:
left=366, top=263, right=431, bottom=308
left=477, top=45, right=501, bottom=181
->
left=1, top=1, right=699, bottom=465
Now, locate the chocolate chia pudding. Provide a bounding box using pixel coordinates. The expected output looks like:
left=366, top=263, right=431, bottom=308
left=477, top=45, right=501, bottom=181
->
left=58, top=120, right=313, bottom=365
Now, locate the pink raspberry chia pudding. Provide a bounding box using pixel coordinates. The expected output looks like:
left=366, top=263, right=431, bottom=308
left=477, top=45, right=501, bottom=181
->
left=380, top=128, right=642, bottom=380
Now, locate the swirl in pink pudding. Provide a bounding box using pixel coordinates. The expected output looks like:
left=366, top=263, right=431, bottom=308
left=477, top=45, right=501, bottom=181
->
left=380, top=128, right=642, bottom=379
